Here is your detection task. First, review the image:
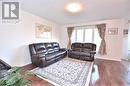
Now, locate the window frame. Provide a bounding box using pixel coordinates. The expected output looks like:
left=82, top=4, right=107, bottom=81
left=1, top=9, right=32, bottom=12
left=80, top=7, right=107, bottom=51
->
left=73, top=27, right=96, bottom=43
left=71, top=26, right=101, bottom=51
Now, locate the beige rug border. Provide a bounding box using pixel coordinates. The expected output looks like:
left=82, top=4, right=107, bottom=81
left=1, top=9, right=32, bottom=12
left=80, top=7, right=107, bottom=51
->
left=35, top=62, right=94, bottom=86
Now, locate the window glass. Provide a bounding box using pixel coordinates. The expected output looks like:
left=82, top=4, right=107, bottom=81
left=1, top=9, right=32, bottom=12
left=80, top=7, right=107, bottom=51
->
left=71, top=30, right=76, bottom=43
left=76, top=29, right=84, bottom=42
left=85, top=29, right=93, bottom=43
left=71, top=26, right=101, bottom=51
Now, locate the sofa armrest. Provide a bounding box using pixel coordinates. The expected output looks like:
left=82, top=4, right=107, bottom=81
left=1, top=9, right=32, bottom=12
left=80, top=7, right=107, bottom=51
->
left=31, top=54, right=46, bottom=67
left=38, top=58, right=47, bottom=67
left=88, top=51, right=96, bottom=59
left=0, top=59, right=11, bottom=70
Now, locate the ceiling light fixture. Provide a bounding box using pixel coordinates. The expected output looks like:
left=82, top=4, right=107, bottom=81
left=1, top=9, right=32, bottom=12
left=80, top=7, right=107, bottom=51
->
left=65, top=1, right=83, bottom=13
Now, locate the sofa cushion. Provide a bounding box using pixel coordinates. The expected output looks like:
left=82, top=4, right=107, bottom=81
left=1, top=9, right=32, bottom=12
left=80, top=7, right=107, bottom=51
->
left=82, top=43, right=96, bottom=51
left=79, top=52, right=91, bottom=57
left=47, top=48, right=55, bottom=54
left=52, top=42, right=59, bottom=47
left=71, top=43, right=82, bottom=48
left=69, top=51, right=91, bottom=57
left=37, top=49, right=47, bottom=54
left=34, top=43, right=47, bottom=54
left=45, top=43, right=52, bottom=48
left=52, top=42, right=60, bottom=52
left=46, top=50, right=66, bottom=61
left=54, top=47, right=60, bottom=52
left=82, top=49, right=92, bottom=52
left=73, top=48, right=82, bottom=51
left=33, top=53, right=45, bottom=58
left=82, top=43, right=92, bottom=49
left=45, top=54, right=56, bottom=61
left=55, top=51, right=66, bottom=57
left=45, top=43, right=55, bottom=54
left=71, top=43, right=82, bottom=50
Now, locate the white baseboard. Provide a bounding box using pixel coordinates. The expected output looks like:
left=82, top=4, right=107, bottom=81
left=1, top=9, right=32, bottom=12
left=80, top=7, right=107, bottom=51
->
left=95, top=57, right=121, bottom=62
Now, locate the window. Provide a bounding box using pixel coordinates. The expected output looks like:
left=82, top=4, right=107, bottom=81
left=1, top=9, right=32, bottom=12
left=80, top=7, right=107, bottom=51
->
left=71, top=26, right=101, bottom=51
left=76, top=29, right=84, bottom=42
left=85, top=29, right=93, bottom=43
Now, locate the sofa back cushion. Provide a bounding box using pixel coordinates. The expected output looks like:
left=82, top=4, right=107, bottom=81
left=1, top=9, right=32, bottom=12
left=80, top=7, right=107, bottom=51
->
left=71, top=43, right=96, bottom=52
left=29, top=42, right=61, bottom=55
left=34, top=43, right=47, bottom=54
left=44, top=43, right=55, bottom=54
left=71, top=43, right=82, bottom=51
left=82, top=43, right=96, bottom=51
left=82, top=43, right=93, bottom=51
left=52, top=42, right=60, bottom=52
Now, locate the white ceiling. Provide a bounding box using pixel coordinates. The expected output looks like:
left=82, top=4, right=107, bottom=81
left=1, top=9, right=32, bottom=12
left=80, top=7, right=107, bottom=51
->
left=21, top=0, right=129, bottom=24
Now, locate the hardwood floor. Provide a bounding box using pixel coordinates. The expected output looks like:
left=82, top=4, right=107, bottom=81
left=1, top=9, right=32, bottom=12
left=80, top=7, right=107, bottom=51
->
left=21, top=59, right=130, bottom=86
left=90, top=59, right=130, bottom=86
left=21, top=64, right=53, bottom=86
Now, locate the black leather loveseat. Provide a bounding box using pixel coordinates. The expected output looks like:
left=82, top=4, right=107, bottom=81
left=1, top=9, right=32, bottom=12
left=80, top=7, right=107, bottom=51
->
left=29, top=42, right=67, bottom=67
left=68, top=43, right=96, bottom=61
left=0, top=59, right=11, bottom=79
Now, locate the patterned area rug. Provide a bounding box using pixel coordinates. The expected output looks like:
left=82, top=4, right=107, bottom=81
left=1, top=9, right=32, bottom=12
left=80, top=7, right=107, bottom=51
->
left=31, top=58, right=93, bottom=86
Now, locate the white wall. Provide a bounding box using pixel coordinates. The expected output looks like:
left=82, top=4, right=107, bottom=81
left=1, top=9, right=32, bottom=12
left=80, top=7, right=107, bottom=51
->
left=60, top=19, right=128, bottom=61
left=0, top=10, right=129, bottom=67
left=128, top=0, right=130, bottom=19
left=122, top=20, right=129, bottom=60
left=127, top=23, right=130, bottom=59
left=0, top=10, right=61, bottom=66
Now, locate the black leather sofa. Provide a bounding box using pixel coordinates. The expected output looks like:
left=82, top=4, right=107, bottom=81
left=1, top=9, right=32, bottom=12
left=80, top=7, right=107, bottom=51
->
left=68, top=43, right=96, bottom=61
left=29, top=42, right=67, bottom=67
left=0, top=59, right=11, bottom=79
